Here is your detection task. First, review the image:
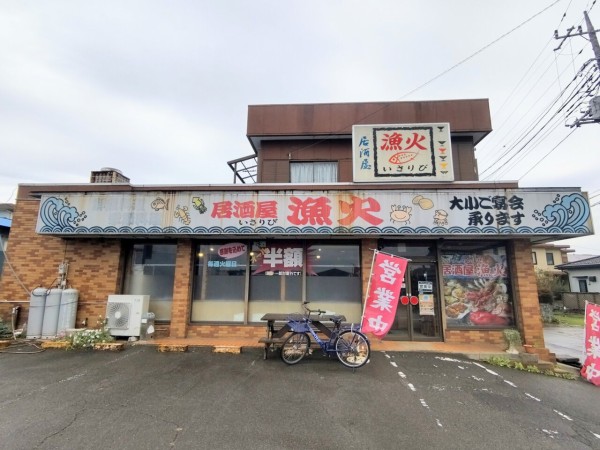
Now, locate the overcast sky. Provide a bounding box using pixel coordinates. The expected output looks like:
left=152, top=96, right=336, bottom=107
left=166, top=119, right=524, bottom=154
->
left=1, top=0, right=599, bottom=254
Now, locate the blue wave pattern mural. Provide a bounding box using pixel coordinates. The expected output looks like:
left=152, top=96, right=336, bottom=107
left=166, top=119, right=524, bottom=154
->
left=39, top=197, right=87, bottom=230
left=533, top=193, right=590, bottom=229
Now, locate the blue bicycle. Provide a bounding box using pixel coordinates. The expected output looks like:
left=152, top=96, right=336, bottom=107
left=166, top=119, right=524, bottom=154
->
left=280, top=302, right=370, bottom=369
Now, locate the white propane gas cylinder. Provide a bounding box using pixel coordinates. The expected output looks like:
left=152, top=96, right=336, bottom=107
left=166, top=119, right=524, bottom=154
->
left=57, top=289, right=79, bottom=335
left=41, top=288, right=62, bottom=338
left=26, top=288, right=47, bottom=339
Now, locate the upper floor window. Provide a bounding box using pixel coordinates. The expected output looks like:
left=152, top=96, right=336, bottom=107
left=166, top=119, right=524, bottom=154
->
left=290, top=162, right=338, bottom=183
left=532, top=252, right=537, bottom=265
left=546, top=252, right=555, bottom=265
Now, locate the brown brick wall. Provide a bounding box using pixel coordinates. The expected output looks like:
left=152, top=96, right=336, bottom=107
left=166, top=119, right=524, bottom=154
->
left=186, top=324, right=265, bottom=339
left=511, top=239, right=546, bottom=348
left=170, top=240, right=193, bottom=338
left=444, top=330, right=505, bottom=345
left=1, top=193, right=545, bottom=349
left=0, top=195, right=123, bottom=329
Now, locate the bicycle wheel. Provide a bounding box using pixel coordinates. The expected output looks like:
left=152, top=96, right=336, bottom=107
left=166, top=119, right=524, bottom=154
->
left=280, top=332, right=310, bottom=365
left=335, top=330, right=370, bottom=368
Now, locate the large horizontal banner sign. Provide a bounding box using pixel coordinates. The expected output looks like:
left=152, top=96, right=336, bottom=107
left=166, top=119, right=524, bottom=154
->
left=36, top=188, right=593, bottom=237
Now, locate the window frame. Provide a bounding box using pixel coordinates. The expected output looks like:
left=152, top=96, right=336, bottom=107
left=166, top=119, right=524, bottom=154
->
left=290, top=161, right=338, bottom=183
left=122, top=241, right=178, bottom=323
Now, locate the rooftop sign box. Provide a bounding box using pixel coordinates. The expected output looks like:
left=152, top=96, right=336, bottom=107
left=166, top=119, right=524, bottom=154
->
left=352, top=123, right=454, bottom=182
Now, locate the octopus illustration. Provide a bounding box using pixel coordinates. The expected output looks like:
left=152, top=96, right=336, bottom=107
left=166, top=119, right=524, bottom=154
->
left=174, top=205, right=191, bottom=225
left=390, top=205, right=412, bottom=225
left=433, top=209, right=448, bottom=226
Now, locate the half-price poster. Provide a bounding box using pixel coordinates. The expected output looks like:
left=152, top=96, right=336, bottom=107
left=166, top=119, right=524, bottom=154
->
left=361, top=251, right=408, bottom=337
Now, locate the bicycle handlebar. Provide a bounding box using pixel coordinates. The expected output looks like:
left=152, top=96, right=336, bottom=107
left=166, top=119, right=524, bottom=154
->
left=302, top=302, right=325, bottom=316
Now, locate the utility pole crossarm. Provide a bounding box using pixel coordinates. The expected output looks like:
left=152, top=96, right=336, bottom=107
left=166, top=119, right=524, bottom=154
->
left=554, top=10, right=600, bottom=126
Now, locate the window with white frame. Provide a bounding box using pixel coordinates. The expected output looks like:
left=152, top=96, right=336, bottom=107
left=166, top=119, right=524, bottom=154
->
left=290, top=162, right=338, bottom=183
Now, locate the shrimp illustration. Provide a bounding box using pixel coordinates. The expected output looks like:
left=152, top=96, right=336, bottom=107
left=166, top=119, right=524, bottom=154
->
left=174, top=205, right=191, bottom=225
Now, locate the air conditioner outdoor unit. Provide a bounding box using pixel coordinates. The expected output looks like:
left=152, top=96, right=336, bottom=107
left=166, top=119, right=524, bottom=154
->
left=106, top=295, right=150, bottom=337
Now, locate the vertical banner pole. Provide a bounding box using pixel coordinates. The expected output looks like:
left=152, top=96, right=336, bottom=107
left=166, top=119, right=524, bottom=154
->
left=360, top=250, right=379, bottom=330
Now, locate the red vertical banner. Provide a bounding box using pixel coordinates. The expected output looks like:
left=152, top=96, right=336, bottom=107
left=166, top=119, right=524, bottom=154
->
left=581, top=302, right=600, bottom=386
left=361, top=251, right=408, bottom=338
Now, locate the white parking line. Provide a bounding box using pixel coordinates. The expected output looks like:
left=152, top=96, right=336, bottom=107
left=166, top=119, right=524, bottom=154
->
left=525, top=393, right=541, bottom=402
left=398, top=371, right=406, bottom=378
left=390, top=361, right=398, bottom=368
left=542, top=429, right=558, bottom=438
left=407, top=383, right=416, bottom=392
left=553, top=410, right=573, bottom=421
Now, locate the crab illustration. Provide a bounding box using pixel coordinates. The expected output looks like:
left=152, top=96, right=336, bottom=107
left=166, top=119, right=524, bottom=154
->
left=390, top=205, right=412, bottom=225
left=174, top=205, right=191, bottom=225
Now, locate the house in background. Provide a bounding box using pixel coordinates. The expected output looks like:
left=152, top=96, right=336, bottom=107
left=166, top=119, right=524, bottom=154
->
left=531, top=243, right=573, bottom=274
left=556, top=256, right=600, bottom=293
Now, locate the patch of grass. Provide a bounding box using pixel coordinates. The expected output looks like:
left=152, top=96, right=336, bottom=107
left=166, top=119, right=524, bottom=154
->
left=484, top=356, right=576, bottom=380
left=552, top=312, right=584, bottom=327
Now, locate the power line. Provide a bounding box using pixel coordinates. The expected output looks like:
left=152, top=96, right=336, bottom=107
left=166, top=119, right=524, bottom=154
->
left=480, top=59, right=594, bottom=178
left=492, top=68, right=597, bottom=178
left=289, top=0, right=564, bottom=157
left=398, top=0, right=563, bottom=100
left=517, top=127, right=577, bottom=180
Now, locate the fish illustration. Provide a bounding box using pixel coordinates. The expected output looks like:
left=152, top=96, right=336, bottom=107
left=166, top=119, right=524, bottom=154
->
left=151, top=197, right=169, bottom=211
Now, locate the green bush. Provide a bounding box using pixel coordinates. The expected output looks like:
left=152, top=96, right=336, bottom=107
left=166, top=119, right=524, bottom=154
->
left=0, top=319, right=12, bottom=339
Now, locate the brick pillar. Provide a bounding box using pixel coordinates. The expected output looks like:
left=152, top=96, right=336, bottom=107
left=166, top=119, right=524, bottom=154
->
left=170, top=239, right=193, bottom=338
left=511, top=240, right=546, bottom=349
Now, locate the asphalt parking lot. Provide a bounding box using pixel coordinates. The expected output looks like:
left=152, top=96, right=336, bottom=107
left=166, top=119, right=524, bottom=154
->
left=0, top=345, right=598, bottom=450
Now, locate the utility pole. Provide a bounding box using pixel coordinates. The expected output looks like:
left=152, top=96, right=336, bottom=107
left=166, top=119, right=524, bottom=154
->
left=584, top=11, right=600, bottom=71
left=555, top=10, right=600, bottom=126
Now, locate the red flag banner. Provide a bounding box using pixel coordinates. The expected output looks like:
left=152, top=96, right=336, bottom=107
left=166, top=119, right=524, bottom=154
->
left=361, top=251, right=409, bottom=338
left=581, top=302, right=600, bottom=386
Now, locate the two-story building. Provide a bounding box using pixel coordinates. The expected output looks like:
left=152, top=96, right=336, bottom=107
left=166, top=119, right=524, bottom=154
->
left=0, top=99, right=594, bottom=354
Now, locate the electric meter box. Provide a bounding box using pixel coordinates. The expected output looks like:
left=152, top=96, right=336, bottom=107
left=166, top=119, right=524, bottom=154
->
left=139, top=312, right=155, bottom=340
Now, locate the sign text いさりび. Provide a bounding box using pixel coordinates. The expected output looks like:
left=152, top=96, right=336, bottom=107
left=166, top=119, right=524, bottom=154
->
left=361, top=251, right=409, bottom=337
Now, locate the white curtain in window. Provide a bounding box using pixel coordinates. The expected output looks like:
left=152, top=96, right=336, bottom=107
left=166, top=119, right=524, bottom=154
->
left=291, top=162, right=337, bottom=182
